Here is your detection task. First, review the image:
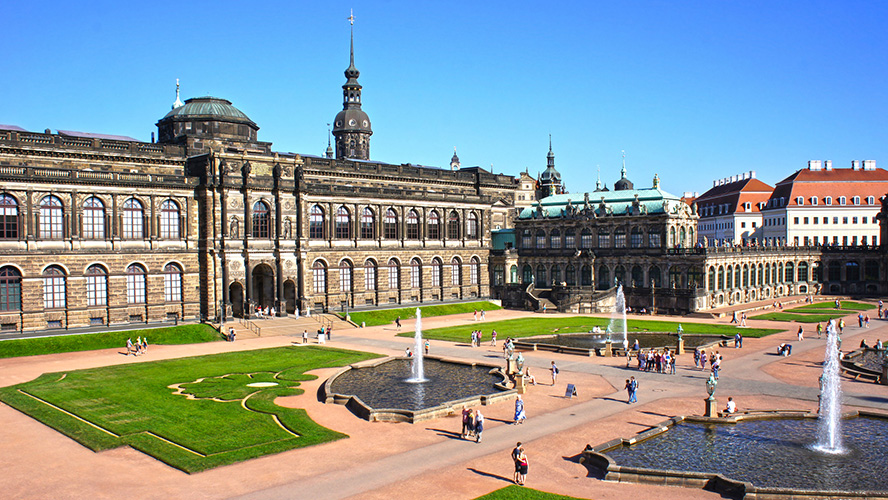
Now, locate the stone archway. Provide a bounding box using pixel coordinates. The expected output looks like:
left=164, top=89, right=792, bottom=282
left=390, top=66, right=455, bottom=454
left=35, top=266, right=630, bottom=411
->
left=230, top=282, right=245, bottom=318
left=284, top=279, right=297, bottom=314
left=251, top=263, right=275, bottom=310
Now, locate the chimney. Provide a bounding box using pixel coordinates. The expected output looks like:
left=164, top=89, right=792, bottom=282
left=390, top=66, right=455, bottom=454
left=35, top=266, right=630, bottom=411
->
left=741, top=172, right=748, bottom=180
left=750, top=170, right=756, bottom=178
left=863, top=160, right=876, bottom=171
left=851, top=160, right=861, bottom=171
left=808, top=160, right=822, bottom=171
left=713, top=180, right=718, bottom=188
left=824, top=160, right=832, bottom=171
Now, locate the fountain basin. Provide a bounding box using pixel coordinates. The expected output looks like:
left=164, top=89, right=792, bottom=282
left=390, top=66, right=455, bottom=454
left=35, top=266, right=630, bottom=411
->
left=515, top=332, right=728, bottom=356
left=324, top=356, right=514, bottom=423
left=582, top=411, right=888, bottom=499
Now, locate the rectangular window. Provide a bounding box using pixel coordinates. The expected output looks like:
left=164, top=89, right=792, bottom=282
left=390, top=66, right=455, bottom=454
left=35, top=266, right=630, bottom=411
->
left=752, top=222, right=757, bottom=228
left=794, top=236, right=799, bottom=246
left=648, top=232, right=661, bottom=248
left=565, top=233, right=575, bottom=248
left=389, top=266, right=400, bottom=290
left=431, top=264, right=440, bottom=287
left=794, top=217, right=799, bottom=224
left=814, top=236, right=819, bottom=245
left=813, top=217, right=818, bottom=224
left=823, top=218, right=828, bottom=225
left=164, top=272, right=182, bottom=302
left=614, top=232, right=626, bottom=248
left=410, top=265, right=420, bottom=289
left=630, top=232, right=642, bottom=248
left=833, top=217, right=839, bottom=224
left=843, top=217, right=848, bottom=224
left=852, top=236, right=858, bottom=245
left=451, top=262, right=460, bottom=285
left=44, top=276, right=66, bottom=309
left=843, top=236, right=848, bottom=246
left=127, top=274, right=146, bottom=304
left=863, top=217, right=868, bottom=224
left=341, top=268, right=352, bottom=292
left=862, top=236, right=868, bottom=245
left=803, top=217, right=808, bottom=224
left=741, top=222, right=746, bottom=228
left=803, top=236, right=810, bottom=245
left=598, top=233, right=610, bottom=248
left=852, top=217, right=858, bottom=224
left=87, top=275, right=107, bottom=306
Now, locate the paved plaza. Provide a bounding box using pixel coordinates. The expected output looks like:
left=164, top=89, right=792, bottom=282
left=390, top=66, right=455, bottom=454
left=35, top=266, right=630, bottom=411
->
left=2, top=305, right=887, bottom=500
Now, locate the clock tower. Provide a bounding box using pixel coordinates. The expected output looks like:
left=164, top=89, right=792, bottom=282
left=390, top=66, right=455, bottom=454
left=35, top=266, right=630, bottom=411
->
left=332, top=13, right=372, bottom=160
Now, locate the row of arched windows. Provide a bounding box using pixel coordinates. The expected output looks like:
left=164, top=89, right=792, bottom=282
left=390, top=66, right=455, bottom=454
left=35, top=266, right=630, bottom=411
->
left=311, top=256, right=481, bottom=294
left=0, top=194, right=182, bottom=240
left=520, top=225, right=695, bottom=250
left=0, top=264, right=184, bottom=311
left=706, top=261, right=819, bottom=291
left=310, top=206, right=480, bottom=240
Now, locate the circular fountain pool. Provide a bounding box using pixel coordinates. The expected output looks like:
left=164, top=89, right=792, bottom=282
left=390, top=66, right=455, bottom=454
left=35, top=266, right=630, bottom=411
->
left=518, top=332, right=727, bottom=354
left=324, top=357, right=513, bottom=423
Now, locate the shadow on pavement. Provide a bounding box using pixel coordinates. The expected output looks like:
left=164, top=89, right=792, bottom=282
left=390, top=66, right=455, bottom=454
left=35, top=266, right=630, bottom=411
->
left=467, top=468, right=513, bottom=483
left=426, top=427, right=465, bottom=440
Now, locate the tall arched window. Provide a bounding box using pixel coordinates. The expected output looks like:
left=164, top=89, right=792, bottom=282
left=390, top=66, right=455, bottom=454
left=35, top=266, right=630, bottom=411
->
left=565, top=264, right=576, bottom=286
left=313, top=260, right=327, bottom=294
left=448, top=211, right=460, bottom=239
left=39, top=195, right=64, bottom=239
left=630, top=228, right=643, bottom=248
left=82, top=197, right=106, bottom=239
left=126, top=264, right=147, bottom=304
left=43, top=265, right=66, bottom=309
left=470, top=257, right=480, bottom=285
left=163, top=263, right=182, bottom=302
left=785, top=262, right=794, bottom=282
left=361, top=208, right=375, bottom=239
left=0, top=194, right=19, bottom=240
left=551, top=264, right=561, bottom=285
left=581, top=228, right=592, bottom=248
left=0, top=266, right=22, bottom=311
left=384, top=209, right=398, bottom=239
left=252, top=201, right=270, bottom=238
left=339, top=260, right=353, bottom=292
left=614, top=228, right=627, bottom=248
left=598, top=230, right=610, bottom=248
left=631, top=265, right=643, bottom=286
left=411, top=258, right=422, bottom=288
left=597, top=265, right=610, bottom=289
left=535, top=265, right=547, bottom=287
left=427, top=210, right=440, bottom=240
left=432, top=258, right=443, bottom=287
left=364, top=259, right=377, bottom=291
left=309, top=205, right=325, bottom=239
left=406, top=210, right=420, bottom=240
left=160, top=200, right=180, bottom=239
left=614, top=265, right=626, bottom=285
left=466, top=212, right=479, bottom=239
left=451, top=257, right=461, bottom=285
left=335, top=206, right=351, bottom=239
left=86, top=264, right=108, bottom=306
left=522, top=265, right=533, bottom=284
left=649, top=265, right=662, bottom=287
left=708, top=266, right=716, bottom=291
left=510, top=265, right=519, bottom=284
left=797, top=261, right=809, bottom=282
left=565, top=228, right=576, bottom=248
left=550, top=228, right=561, bottom=248
left=581, top=265, right=592, bottom=287
left=388, top=259, right=400, bottom=290
left=122, top=198, right=145, bottom=239
left=726, top=265, right=733, bottom=289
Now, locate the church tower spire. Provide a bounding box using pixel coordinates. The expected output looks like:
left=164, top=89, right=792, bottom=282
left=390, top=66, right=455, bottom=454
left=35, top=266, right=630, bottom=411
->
left=332, top=10, right=373, bottom=160
left=538, top=134, right=562, bottom=198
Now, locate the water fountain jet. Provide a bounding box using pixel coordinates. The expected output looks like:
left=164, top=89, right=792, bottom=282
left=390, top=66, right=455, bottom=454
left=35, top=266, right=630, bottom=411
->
left=407, top=308, right=427, bottom=383
left=813, top=319, right=845, bottom=454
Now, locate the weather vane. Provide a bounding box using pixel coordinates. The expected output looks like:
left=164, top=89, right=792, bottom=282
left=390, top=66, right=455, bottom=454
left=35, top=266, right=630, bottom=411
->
left=348, top=9, right=355, bottom=26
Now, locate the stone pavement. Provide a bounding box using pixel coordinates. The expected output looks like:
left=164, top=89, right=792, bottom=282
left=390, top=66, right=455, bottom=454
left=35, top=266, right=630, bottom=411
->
left=1, top=306, right=887, bottom=500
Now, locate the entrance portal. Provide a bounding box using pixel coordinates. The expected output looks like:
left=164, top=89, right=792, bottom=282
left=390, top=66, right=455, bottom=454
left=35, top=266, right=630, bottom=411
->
left=251, top=264, right=275, bottom=311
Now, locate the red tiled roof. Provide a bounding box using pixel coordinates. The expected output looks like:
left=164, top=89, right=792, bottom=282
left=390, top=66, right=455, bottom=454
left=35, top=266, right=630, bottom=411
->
left=766, top=167, right=888, bottom=209
left=695, top=177, right=773, bottom=216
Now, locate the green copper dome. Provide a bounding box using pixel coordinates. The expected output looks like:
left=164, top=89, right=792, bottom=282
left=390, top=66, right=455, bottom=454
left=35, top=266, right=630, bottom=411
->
left=162, top=96, right=256, bottom=126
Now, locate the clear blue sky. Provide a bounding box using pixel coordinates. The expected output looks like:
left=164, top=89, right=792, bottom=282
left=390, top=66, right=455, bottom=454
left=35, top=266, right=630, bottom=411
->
left=2, top=1, right=886, bottom=196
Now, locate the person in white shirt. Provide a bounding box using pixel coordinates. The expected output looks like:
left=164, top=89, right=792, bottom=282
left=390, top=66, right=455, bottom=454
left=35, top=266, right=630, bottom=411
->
left=725, top=397, right=736, bottom=414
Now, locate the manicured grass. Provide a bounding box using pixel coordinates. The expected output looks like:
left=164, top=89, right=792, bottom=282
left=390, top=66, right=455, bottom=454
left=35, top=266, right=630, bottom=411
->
left=407, top=317, right=780, bottom=343
left=0, top=346, right=379, bottom=473
left=343, top=301, right=502, bottom=327
left=476, top=485, right=588, bottom=500
left=0, top=324, right=222, bottom=359
left=791, top=301, right=875, bottom=312
left=751, top=312, right=849, bottom=323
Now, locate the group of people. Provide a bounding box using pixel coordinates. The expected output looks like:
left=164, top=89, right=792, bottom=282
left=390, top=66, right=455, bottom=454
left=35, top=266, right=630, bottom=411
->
left=694, top=348, right=723, bottom=379
left=859, top=338, right=884, bottom=350
left=623, top=376, right=638, bottom=403
left=636, top=348, right=676, bottom=374
left=226, top=327, right=237, bottom=342
left=472, top=309, right=487, bottom=321
left=857, top=313, right=871, bottom=328
left=254, top=305, right=275, bottom=319
left=730, top=311, right=748, bottom=326
left=511, top=442, right=529, bottom=485
left=469, top=330, right=484, bottom=347
left=460, top=407, right=485, bottom=442
left=125, top=336, right=148, bottom=355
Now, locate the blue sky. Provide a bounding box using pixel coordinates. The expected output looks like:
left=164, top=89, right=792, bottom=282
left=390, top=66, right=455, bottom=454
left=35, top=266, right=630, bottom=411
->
left=2, top=1, right=886, bottom=195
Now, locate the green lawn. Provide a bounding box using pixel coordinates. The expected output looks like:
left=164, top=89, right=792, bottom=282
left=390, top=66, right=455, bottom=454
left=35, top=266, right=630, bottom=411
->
left=406, top=316, right=780, bottom=343
left=476, top=485, right=588, bottom=499
left=0, top=324, right=222, bottom=359
left=750, top=312, right=849, bottom=323
left=0, top=346, right=379, bottom=473
left=343, top=301, right=502, bottom=327
left=791, top=301, right=875, bottom=312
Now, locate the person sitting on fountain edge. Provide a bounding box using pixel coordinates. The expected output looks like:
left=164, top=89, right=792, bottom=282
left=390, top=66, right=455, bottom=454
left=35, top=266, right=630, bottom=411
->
left=724, top=397, right=736, bottom=414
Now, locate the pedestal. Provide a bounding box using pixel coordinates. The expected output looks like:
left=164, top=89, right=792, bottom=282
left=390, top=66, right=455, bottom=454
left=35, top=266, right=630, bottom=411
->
left=676, top=337, right=685, bottom=355
left=506, top=358, right=518, bottom=376
left=516, top=374, right=527, bottom=394
left=603, top=340, right=613, bottom=357
left=881, top=363, right=887, bottom=386
left=705, top=396, right=718, bottom=418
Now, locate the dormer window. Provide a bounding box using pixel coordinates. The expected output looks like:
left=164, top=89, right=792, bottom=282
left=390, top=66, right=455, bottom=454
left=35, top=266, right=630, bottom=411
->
left=839, top=196, right=846, bottom=206
left=744, top=202, right=751, bottom=211
left=852, top=196, right=860, bottom=205
left=796, top=196, right=804, bottom=205
left=811, top=196, right=818, bottom=205
left=867, top=196, right=875, bottom=205
left=824, top=196, right=832, bottom=205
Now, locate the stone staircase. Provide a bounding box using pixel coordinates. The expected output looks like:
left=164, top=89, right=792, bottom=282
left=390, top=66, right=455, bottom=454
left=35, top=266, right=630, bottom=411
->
left=221, top=313, right=352, bottom=340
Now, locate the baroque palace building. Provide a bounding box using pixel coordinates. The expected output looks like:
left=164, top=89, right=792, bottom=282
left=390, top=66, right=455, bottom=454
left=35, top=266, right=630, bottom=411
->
left=0, top=29, right=520, bottom=332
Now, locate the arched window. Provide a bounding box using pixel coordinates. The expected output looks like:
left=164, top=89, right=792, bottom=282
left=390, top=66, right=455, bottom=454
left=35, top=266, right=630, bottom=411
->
left=411, top=258, right=422, bottom=288
left=669, top=227, right=676, bottom=247
left=384, top=209, right=398, bottom=239
left=470, top=257, right=480, bottom=285
left=726, top=265, right=733, bottom=289
left=734, top=266, right=741, bottom=288
left=339, top=260, right=353, bottom=292
left=163, top=263, right=183, bottom=302
left=407, top=210, right=420, bottom=240
left=43, top=265, right=66, bottom=309
left=797, top=261, right=809, bottom=281
left=252, top=201, right=270, bottom=238
left=432, top=258, right=443, bottom=287
left=122, top=198, right=144, bottom=239
left=536, top=230, right=546, bottom=248
left=549, top=228, right=561, bottom=248
left=39, top=195, right=64, bottom=239
left=614, top=228, right=627, bottom=248
left=0, top=266, right=22, bottom=311
left=310, top=205, right=325, bottom=239
left=708, top=266, right=716, bottom=291
left=650, top=230, right=662, bottom=248
left=427, top=210, right=440, bottom=240
left=785, top=262, right=794, bottom=282
left=126, top=264, right=146, bottom=304
left=852, top=196, right=860, bottom=206
left=597, top=265, right=610, bottom=290
left=160, top=200, right=180, bottom=239
left=743, top=264, right=749, bottom=287
left=828, top=261, right=841, bottom=281
left=614, top=265, right=626, bottom=285
left=510, top=265, right=519, bottom=284
left=824, top=196, right=832, bottom=206
left=494, top=264, right=504, bottom=286
left=82, top=197, right=106, bottom=239
left=313, top=260, right=327, bottom=294
left=361, top=207, right=375, bottom=239
left=631, top=265, right=643, bottom=286
left=388, top=259, right=400, bottom=289
left=364, top=259, right=377, bottom=291
left=521, top=229, right=532, bottom=249
left=598, top=230, right=610, bottom=248
left=522, top=264, right=533, bottom=284
left=650, top=265, right=662, bottom=288
left=565, top=228, right=576, bottom=248
left=565, top=264, right=576, bottom=286
left=466, top=212, right=479, bottom=239
left=0, top=194, right=19, bottom=240
left=448, top=211, right=460, bottom=239
left=335, top=206, right=351, bottom=239
left=679, top=227, right=687, bottom=247
left=86, top=264, right=108, bottom=306
left=580, top=228, right=592, bottom=248
left=451, top=257, right=461, bottom=285
left=535, top=265, right=547, bottom=287
left=630, top=228, right=643, bottom=248
left=581, top=265, right=592, bottom=287
left=845, top=261, right=860, bottom=281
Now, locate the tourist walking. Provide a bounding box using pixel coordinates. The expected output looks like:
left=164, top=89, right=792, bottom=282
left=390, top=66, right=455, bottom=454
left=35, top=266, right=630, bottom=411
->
left=141, top=337, right=148, bottom=354
left=816, top=323, right=823, bottom=339
left=625, top=376, right=638, bottom=403
left=461, top=407, right=472, bottom=438
left=126, top=338, right=134, bottom=355
left=700, top=350, right=708, bottom=371
left=424, top=340, right=430, bottom=355
left=550, top=361, right=559, bottom=385
left=740, top=312, right=747, bottom=327
left=712, top=353, right=722, bottom=380
left=514, top=395, right=527, bottom=424
left=395, top=316, right=401, bottom=329
left=480, top=309, right=486, bottom=320
left=797, top=325, right=804, bottom=341
left=302, top=329, right=308, bottom=343
left=473, top=409, right=484, bottom=443
left=491, top=330, right=497, bottom=347
left=839, top=319, right=845, bottom=334
left=694, top=348, right=701, bottom=369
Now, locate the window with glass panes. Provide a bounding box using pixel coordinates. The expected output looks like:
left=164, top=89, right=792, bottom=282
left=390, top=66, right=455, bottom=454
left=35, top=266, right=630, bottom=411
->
left=614, top=229, right=626, bottom=248
left=406, top=210, right=419, bottom=239
left=340, top=261, right=352, bottom=292
left=361, top=208, right=375, bottom=239
left=649, top=232, right=661, bottom=247
left=388, top=259, right=400, bottom=289
left=581, top=229, right=592, bottom=248
left=466, top=212, right=478, bottom=239
left=384, top=209, right=398, bottom=239
left=470, top=258, right=479, bottom=285
left=410, top=259, right=421, bottom=288
left=335, top=207, right=351, bottom=239
left=427, top=211, right=440, bottom=239
left=122, top=198, right=144, bottom=239
left=163, top=264, right=182, bottom=302
left=451, top=258, right=461, bottom=285
left=309, top=205, right=324, bottom=239
left=550, top=229, right=561, bottom=248
left=432, top=258, right=442, bottom=286
left=630, top=229, right=643, bottom=247
left=126, top=264, right=146, bottom=304
left=0, top=194, right=18, bottom=239
left=159, top=200, right=180, bottom=239
left=43, top=266, right=67, bottom=309
left=448, top=212, right=459, bottom=239
left=39, top=195, right=64, bottom=239
left=598, top=231, right=610, bottom=248
left=313, top=261, right=326, bottom=293
left=252, top=201, right=270, bottom=238
left=86, top=265, right=107, bottom=306
left=82, top=197, right=105, bottom=239
left=565, top=229, right=575, bottom=248
left=522, top=229, right=532, bottom=248
left=0, top=266, right=21, bottom=311
left=364, top=260, right=377, bottom=290
left=536, top=230, right=546, bottom=248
